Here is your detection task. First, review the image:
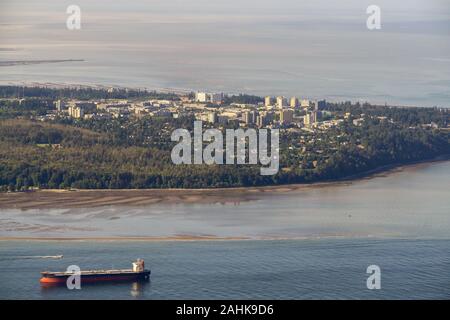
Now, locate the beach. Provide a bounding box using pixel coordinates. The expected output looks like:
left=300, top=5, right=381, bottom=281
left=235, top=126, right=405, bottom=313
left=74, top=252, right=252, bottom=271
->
left=1, top=159, right=449, bottom=241
left=0, top=187, right=274, bottom=210
left=0, top=159, right=444, bottom=211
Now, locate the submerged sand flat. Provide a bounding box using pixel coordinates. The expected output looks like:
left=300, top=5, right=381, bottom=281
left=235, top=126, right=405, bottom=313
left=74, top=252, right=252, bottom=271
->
left=0, top=181, right=358, bottom=210
left=0, top=160, right=440, bottom=210
left=0, top=160, right=449, bottom=241
left=0, top=187, right=275, bottom=210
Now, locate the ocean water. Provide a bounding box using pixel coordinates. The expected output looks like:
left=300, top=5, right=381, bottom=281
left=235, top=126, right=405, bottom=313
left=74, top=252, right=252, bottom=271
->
left=0, top=160, right=449, bottom=300
left=2, top=161, right=450, bottom=240
left=0, top=239, right=449, bottom=300
left=1, top=0, right=450, bottom=107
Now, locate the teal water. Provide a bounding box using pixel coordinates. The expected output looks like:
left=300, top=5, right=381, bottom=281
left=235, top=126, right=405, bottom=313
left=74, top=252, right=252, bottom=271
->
left=0, top=239, right=449, bottom=299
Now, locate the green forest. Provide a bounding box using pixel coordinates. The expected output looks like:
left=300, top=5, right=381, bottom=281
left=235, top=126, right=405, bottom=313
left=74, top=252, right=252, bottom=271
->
left=0, top=87, right=449, bottom=191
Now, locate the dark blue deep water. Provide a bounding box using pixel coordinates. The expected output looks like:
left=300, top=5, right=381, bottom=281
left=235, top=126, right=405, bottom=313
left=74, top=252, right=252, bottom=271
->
left=1, top=239, right=449, bottom=299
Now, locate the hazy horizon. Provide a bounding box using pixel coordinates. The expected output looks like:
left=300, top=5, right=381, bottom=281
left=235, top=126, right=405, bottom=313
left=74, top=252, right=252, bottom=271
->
left=1, top=0, right=449, bottom=107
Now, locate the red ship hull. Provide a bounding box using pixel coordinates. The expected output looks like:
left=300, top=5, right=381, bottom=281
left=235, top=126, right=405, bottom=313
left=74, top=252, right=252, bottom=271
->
left=40, top=270, right=151, bottom=285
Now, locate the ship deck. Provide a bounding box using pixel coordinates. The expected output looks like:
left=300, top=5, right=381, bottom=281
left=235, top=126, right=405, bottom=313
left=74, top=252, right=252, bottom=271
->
left=41, top=269, right=149, bottom=276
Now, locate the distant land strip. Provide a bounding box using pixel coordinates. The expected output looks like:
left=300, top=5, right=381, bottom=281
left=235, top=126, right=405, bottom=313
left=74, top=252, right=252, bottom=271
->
left=0, top=59, right=84, bottom=67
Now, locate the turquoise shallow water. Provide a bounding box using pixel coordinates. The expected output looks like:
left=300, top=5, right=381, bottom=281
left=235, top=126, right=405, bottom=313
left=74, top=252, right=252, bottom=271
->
left=0, top=239, right=449, bottom=299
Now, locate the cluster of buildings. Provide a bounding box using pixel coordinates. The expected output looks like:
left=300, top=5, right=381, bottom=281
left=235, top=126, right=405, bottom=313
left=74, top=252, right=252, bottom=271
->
left=48, top=91, right=347, bottom=131
left=195, top=92, right=224, bottom=104
left=262, top=96, right=327, bottom=128
left=54, top=98, right=179, bottom=120
left=264, top=96, right=326, bottom=110
left=188, top=94, right=336, bottom=130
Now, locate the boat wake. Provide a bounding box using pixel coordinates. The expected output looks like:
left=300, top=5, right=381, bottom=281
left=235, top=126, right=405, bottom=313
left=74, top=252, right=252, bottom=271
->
left=12, top=255, right=63, bottom=260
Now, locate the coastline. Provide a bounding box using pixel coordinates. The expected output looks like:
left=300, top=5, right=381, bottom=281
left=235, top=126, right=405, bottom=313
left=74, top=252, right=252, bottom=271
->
left=0, top=235, right=250, bottom=242
left=1, top=156, right=448, bottom=210
left=0, top=80, right=194, bottom=96
left=0, top=235, right=384, bottom=243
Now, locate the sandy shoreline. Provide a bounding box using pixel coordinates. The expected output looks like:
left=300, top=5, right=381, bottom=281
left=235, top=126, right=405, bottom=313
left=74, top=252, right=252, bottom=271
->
left=0, top=157, right=448, bottom=210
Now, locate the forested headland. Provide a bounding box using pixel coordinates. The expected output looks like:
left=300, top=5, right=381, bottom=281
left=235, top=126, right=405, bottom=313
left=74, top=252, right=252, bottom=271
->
left=0, top=86, right=449, bottom=191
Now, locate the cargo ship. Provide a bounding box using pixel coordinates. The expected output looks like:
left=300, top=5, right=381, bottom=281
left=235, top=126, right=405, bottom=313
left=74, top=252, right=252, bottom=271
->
left=40, top=259, right=150, bottom=285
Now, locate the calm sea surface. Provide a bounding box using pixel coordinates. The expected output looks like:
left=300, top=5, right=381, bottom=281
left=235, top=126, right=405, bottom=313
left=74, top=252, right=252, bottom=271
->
left=2, top=161, right=450, bottom=240
left=0, top=239, right=449, bottom=299
left=0, top=161, right=449, bottom=299
left=1, top=0, right=449, bottom=300
left=1, top=0, right=450, bottom=107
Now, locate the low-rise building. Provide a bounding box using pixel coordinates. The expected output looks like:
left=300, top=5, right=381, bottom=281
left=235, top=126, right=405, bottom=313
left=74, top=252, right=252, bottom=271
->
left=195, top=92, right=223, bottom=104
left=301, top=99, right=310, bottom=108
